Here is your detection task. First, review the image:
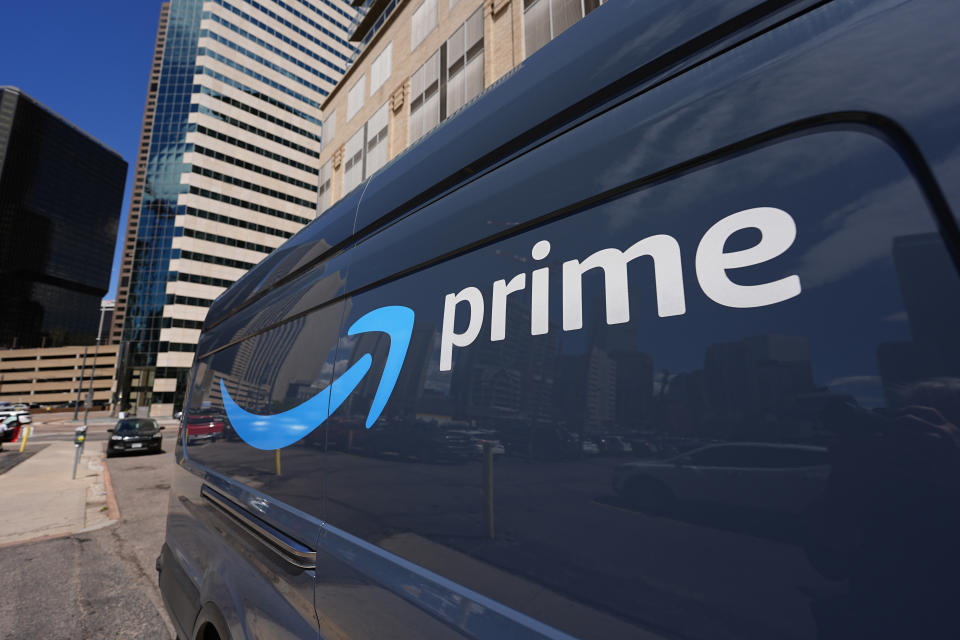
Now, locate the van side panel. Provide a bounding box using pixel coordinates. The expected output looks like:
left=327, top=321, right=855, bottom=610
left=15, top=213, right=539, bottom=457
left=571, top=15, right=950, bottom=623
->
left=162, top=0, right=960, bottom=638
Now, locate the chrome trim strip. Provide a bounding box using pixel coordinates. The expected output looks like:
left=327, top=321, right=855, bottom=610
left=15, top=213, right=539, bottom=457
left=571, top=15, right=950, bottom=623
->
left=317, top=521, right=579, bottom=640
left=201, top=485, right=316, bottom=569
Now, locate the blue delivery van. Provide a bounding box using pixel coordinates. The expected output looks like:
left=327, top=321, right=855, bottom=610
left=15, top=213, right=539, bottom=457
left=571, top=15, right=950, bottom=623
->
left=158, top=0, right=960, bottom=638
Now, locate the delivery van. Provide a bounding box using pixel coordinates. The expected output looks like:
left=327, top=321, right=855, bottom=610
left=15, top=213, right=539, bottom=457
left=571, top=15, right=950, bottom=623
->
left=158, top=0, right=960, bottom=638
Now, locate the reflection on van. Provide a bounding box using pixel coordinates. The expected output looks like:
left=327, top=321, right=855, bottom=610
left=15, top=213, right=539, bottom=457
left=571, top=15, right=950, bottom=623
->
left=613, top=442, right=829, bottom=514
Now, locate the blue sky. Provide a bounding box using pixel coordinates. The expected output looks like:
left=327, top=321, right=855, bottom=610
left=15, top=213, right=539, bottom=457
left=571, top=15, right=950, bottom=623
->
left=0, top=1, right=166, bottom=300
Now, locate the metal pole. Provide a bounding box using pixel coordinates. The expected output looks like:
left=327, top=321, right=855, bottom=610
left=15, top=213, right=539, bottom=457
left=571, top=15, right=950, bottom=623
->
left=83, top=340, right=100, bottom=425
left=18, top=419, right=30, bottom=453
left=82, top=305, right=108, bottom=424
left=73, top=346, right=88, bottom=421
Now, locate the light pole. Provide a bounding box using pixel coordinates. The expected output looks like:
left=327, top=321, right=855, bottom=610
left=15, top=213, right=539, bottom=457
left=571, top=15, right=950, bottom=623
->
left=82, top=305, right=109, bottom=425
left=72, top=347, right=88, bottom=421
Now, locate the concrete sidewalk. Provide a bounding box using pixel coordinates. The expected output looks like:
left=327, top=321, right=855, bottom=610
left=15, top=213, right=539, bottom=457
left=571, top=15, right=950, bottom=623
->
left=0, top=440, right=117, bottom=545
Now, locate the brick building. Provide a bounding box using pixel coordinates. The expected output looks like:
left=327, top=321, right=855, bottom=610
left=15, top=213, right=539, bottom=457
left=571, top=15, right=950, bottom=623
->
left=316, top=0, right=603, bottom=211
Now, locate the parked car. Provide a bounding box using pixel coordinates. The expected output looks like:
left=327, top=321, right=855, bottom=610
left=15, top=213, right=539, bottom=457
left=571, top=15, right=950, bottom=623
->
left=598, top=435, right=633, bottom=456
left=0, top=411, right=31, bottom=450
left=107, top=418, right=164, bottom=457
left=613, top=443, right=830, bottom=514
left=158, top=2, right=960, bottom=639
left=184, top=414, right=225, bottom=445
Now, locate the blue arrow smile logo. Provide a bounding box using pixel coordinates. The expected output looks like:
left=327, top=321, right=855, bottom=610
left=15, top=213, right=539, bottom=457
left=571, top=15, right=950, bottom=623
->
left=219, top=305, right=415, bottom=450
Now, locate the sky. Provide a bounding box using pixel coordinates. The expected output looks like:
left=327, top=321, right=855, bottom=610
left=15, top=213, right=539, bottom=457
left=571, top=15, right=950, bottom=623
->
left=0, top=1, right=168, bottom=300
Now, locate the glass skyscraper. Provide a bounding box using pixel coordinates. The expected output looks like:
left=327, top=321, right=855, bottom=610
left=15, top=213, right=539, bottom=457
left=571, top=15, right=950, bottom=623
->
left=117, top=0, right=358, bottom=416
left=0, top=87, right=126, bottom=349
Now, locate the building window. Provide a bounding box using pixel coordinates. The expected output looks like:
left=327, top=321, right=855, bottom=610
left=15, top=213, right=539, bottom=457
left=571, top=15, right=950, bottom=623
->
left=322, top=110, right=336, bottom=151
left=347, top=74, right=366, bottom=121
left=318, top=159, right=332, bottom=212
left=370, top=42, right=393, bottom=96
left=523, top=0, right=600, bottom=57
left=409, top=50, right=440, bottom=143
left=344, top=128, right=365, bottom=193
left=411, top=0, right=437, bottom=51
left=342, top=103, right=390, bottom=195
left=365, top=103, right=389, bottom=177
left=446, top=8, right=484, bottom=117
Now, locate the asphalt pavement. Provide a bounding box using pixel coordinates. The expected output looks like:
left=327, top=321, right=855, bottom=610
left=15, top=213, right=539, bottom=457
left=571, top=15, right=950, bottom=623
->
left=0, top=439, right=176, bottom=639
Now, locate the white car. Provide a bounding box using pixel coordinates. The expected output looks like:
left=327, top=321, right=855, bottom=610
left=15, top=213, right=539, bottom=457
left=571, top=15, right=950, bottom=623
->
left=613, top=442, right=829, bottom=514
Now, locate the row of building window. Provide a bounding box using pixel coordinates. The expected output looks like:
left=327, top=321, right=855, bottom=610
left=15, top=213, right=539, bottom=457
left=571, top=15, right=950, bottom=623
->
left=198, top=47, right=325, bottom=108
left=161, top=317, right=206, bottom=330
left=209, top=0, right=351, bottom=68
left=343, top=102, right=389, bottom=193
left=197, top=85, right=320, bottom=142
left=286, top=0, right=356, bottom=30
left=171, top=270, right=235, bottom=290
left=329, top=6, right=485, bottom=203
left=346, top=41, right=394, bottom=123
left=410, top=7, right=484, bottom=143
left=523, top=0, right=601, bottom=57
left=248, top=0, right=353, bottom=48
left=156, top=367, right=190, bottom=379
left=200, top=29, right=335, bottom=93
left=198, top=66, right=323, bottom=126
left=211, top=0, right=353, bottom=62
left=187, top=185, right=311, bottom=226
left=178, top=249, right=257, bottom=272
left=202, top=12, right=344, bottom=79
left=190, top=164, right=316, bottom=209
left=164, top=295, right=215, bottom=309
left=191, top=143, right=318, bottom=192
left=183, top=205, right=295, bottom=240
left=328, top=0, right=606, bottom=206
left=180, top=226, right=275, bottom=255
left=195, top=104, right=318, bottom=158
left=157, top=341, right=199, bottom=353
left=193, top=124, right=316, bottom=174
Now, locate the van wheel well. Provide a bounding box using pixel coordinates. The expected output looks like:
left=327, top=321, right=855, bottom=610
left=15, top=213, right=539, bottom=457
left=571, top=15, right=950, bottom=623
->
left=197, top=622, right=221, bottom=640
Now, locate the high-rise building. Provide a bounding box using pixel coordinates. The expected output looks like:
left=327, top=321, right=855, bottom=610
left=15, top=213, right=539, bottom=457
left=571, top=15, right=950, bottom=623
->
left=0, top=87, right=127, bottom=350
left=116, top=0, right=359, bottom=417
left=111, top=2, right=171, bottom=347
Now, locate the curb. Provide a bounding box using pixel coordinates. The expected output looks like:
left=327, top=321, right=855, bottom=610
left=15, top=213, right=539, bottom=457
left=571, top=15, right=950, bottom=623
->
left=101, top=454, right=121, bottom=521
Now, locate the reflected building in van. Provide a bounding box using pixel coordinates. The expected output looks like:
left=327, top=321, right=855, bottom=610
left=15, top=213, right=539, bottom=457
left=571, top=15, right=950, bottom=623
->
left=878, top=232, right=960, bottom=408
left=114, top=0, right=360, bottom=416
left=658, top=334, right=816, bottom=441
left=450, top=303, right=559, bottom=424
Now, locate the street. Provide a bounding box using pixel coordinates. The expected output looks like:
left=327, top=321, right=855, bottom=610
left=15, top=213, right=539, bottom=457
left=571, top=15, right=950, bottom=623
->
left=0, top=424, right=176, bottom=640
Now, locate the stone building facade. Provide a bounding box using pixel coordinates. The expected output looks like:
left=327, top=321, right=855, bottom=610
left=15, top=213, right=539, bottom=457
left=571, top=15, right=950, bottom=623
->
left=317, top=0, right=602, bottom=212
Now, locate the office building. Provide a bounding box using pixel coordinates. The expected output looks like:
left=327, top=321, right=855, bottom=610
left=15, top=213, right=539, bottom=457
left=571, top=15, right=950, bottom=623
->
left=111, top=2, right=171, bottom=346
left=0, top=87, right=126, bottom=350
left=115, top=0, right=359, bottom=416
left=315, top=0, right=604, bottom=212
left=99, top=299, right=115, bottom=344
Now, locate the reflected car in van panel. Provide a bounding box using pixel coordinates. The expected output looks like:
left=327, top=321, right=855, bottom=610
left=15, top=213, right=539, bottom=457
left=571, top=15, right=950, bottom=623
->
left=613, top=442, right=830, bottom=514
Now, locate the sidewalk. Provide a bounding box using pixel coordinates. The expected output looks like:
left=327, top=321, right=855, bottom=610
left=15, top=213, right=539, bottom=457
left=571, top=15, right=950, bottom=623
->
left=0, top=440, right=117, bottom=546
left=28, top=411, right=180, bottom=433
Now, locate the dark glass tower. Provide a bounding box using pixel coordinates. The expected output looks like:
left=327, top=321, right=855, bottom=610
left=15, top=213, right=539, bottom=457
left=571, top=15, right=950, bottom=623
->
left=0, top=87, right=127, bottom=349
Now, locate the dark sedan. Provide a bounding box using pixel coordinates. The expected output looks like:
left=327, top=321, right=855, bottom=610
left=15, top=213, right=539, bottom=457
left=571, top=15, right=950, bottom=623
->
left=106, top=418, right=165, bottom=457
